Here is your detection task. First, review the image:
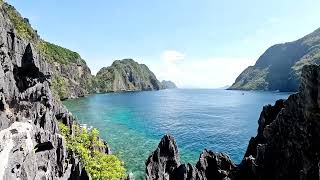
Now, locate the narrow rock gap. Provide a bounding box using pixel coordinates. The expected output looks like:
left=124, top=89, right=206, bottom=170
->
left=34, top=142, right=54, bottom=153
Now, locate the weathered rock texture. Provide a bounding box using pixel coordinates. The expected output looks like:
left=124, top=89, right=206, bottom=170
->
left=145, top=135, right=237, bottom=180
left=229, top=27, right=320, bottom=91
left=95, top=59, right=163, bottom=92
left=1, top=2, right=94, bottom=101
left=146, top=65, right=320, bottom=180
left=145, top=135, right=180, bottom=180
left=0, top=2, right=101, bottom=179
left=46, top=50, right=93, bottom=100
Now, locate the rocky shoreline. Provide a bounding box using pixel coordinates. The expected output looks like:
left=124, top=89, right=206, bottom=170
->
left=146, top=65, right=320, bottom=180
left=1, top=0, right=320, bottom=179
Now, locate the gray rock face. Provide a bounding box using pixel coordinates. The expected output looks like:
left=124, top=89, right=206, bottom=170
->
left=0, top=2, right=91, bottom=180
left=145, top=135, right=236, bottom=180
left=48, top=58, right=93, bottom=100
left=146, top=65, right=320, bottom=180
left=240, top=64, right=320, bottom=180
left=145, top=135, right=180, bottom=180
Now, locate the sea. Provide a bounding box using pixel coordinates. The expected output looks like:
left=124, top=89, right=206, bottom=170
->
left=63, top=89, right=291, bottom=179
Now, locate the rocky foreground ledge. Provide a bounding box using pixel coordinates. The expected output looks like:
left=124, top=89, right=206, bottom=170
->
left=146, top=65, right=320, bottom=180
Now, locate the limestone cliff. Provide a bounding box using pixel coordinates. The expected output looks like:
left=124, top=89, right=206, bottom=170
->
left=229, top=27, right=320, bottom=91
left=0, top=2, right=109, bottom=179
left=2, top=2, right=94, bottom=101
left=146, top=65, right=320, bottom=180
left=38, top=40, right=94, bottom=100
left=95, top=59, right=162, bottom=92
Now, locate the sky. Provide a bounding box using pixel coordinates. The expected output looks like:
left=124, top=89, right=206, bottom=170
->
left=6, top=0, right=320, bottom=88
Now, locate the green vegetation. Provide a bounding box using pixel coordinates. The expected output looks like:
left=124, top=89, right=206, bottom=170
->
left=230, top=27, right=320, bottom=91
left=85, top=76, right=99, bottom=94
left=292, top=47, right=320, bottom=74
left=51, top=76, right=68, bottom=100
left=37, top=40, right=86, bottom=65
left=229, top=67, right=268, bottom=90
left=59, top=123, right=126, bottom=180
left=95, top=59, right=161, bottom=92
left=4, top=3, right=37, bottom=40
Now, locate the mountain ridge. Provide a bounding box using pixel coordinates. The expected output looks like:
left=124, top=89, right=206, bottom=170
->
left=229, top=27, right=320, bottom=91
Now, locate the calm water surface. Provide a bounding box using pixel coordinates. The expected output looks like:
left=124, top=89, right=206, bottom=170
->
left=63, top=89, right=291, bottom=179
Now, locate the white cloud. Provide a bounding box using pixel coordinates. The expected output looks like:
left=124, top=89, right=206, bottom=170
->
left=153, top=57, right=256, bottom=88
left=161, top=50, right=185, bottom=62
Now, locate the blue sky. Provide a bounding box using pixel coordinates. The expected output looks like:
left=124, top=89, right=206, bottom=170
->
left=7, top=0, right=320, bottom=88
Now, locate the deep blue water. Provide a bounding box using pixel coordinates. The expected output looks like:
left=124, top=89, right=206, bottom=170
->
left=63, top=89, right=291, bottom=179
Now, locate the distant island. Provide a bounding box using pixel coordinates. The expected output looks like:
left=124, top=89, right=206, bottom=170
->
left=160, top=80, right=177, bottom=89
left=95, top=59, right=164, bottom=92
left=229, top=27, right=320, bottom=92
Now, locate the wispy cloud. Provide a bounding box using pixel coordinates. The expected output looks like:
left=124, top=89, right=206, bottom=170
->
left=161, top=50, right=185, bottom=62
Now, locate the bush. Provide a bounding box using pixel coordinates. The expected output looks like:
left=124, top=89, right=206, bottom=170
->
left=37, top=40, right=86, bottom=65
left=4, top=3, right=37, bottom=40
left=51, top=76, right=68, bottom=100
left=59, top=123, right=126, bottom=180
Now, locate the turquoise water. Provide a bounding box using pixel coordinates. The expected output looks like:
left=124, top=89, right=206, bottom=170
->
left=63, top=89, right=291, bottom=179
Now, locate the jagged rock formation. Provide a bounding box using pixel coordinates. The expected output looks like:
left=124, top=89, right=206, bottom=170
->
left=0, top=2, right=108, bottom=179
left=238, top=64, right=320, bottom=180
left=95, top=59, right=162, bottom=92
left=145, top=135, right=180, bottom=180
left=2, top=2, right=94, bottom=101
left=145, top=135, right=237, bottom=180
left=161, top=80, right=177, bottom=89
left=146, top=65, right=320, bottom=180
left=229, top=27, right=320, bottom=91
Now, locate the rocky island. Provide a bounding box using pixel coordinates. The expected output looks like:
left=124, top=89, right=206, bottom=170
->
left=95, top=59, right=163, bottom=93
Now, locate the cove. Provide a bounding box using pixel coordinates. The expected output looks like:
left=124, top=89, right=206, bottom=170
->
left=63, top=89, right=291, bottom=179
